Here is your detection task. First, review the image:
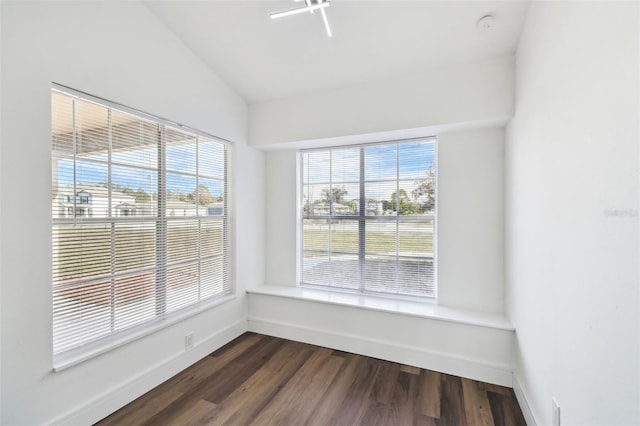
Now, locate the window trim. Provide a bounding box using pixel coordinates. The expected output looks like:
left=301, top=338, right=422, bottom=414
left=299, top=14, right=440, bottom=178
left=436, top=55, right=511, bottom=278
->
left=297, top=137, right=438, bottom=300
left=51, top=83, right=235, bottom=369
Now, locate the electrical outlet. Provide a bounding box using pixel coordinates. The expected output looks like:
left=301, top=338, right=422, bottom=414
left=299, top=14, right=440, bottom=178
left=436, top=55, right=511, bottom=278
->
left=552, top=398, right=561, bottom=426
left=185, top=332, right=195, bottom=350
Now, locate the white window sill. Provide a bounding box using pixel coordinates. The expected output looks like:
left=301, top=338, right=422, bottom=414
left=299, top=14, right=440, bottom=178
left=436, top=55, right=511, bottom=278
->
left=247, top=285, right=513, bottom=331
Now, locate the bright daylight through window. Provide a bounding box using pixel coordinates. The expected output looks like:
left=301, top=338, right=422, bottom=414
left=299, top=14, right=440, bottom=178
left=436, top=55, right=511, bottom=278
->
left=301, top=139, right=436, bottom=298
left=51, top=87, right=230, bottom=362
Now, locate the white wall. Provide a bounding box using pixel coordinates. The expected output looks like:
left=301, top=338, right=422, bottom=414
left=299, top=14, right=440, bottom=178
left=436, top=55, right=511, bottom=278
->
left=438, top=128, right=504, bottom=313
left=264, top=128, right=505, bottom=315
left=249, top=56, right=514, bottom=148
left=506, top=1, right=639, bottom=425
left=0, top=1, right=264, bottom=424
left=264, top=150, right=299, bottom=288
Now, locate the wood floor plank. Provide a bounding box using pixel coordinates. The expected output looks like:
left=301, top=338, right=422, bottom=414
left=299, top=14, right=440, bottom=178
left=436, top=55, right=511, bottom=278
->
left=250, top=347, right=344, bottom=425
left=96, top=333, right=527, bottom=426
left=163, top=332, right=265, bottom=394
left=97, top=388, right=183, bottom=426
left=229, top=333, right=284, bottom=367
left=195, top=339, right=315, bottom=425
left=415, top=369, right=441, bottom=418
left=510, top=397, right=527, bottom=426
left=360, top=400, right=389, bottom=426
left=436, top=374, right=467, bottom=426
left=172, top=399, right=217, bottom=426
left=413, top=413, right=439, bottom=426
left=330, top=355, right=381, bottom=425
left=400, top=364, right=421, bottom=375
left=306, top=353, right=366, bottom=426
left=201, top=335, right=285, bottom=404
left=369, top=360, right=400, bottom=404
left=479, top=381, right=515, bottom=396
left=209, top=332, right=263, bottom=359
left=331, top=349, right=349, bottom=358
left=462, top=378, right=495, bottom=426
left=487, top=390, right=508, bottom=426
left=487, top=390, right=527, bottom=426
left=388, top=370, right=420, bottom=426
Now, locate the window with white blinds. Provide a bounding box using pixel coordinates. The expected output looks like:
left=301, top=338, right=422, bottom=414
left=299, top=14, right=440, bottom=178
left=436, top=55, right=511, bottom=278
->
left=51, top=86, right=231, bottom=361
left=301, top=139, right=436, bottom=298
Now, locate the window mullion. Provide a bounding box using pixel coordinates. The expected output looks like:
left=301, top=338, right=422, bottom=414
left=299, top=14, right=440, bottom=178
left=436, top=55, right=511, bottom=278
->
left=223, top=145, right=229, bottom=289
left=196, top=136, right=201, bottom=300
left=108, top=108, right=116, bottom=332
left=155, top=125, right=167, bottom=316
left=358, top=147, right=365, bottom=292
left=395, top=144, right=400, bottom=293
left=71, top=98, right=77, bottom=226
left=328, top=151, right=333, bottom=285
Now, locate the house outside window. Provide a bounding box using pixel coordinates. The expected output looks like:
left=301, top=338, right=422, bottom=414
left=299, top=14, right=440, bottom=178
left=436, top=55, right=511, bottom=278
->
left=77, top=190, right=91, bottom=204
left=115, top=202, right=137, bottom=217
left=300, top=138, right=436, bottom=298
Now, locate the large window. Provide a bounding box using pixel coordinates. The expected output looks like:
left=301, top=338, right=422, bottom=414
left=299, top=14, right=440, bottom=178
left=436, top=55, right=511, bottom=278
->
left=51, top=86, right=230, bottom=362
left=301, top=139, right=436, bottom=298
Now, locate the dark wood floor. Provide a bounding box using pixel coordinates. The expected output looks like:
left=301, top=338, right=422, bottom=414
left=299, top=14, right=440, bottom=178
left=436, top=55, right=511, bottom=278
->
left=97, top=333, right=526, bottom=426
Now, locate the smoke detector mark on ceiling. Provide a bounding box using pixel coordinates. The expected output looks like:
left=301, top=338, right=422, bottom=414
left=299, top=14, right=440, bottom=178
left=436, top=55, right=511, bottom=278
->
left=477, top=15, right=496, bottom=31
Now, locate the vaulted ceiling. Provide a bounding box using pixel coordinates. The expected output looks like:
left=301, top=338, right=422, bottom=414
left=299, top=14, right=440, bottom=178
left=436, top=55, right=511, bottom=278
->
left=144, top=1, right=530, bottom=103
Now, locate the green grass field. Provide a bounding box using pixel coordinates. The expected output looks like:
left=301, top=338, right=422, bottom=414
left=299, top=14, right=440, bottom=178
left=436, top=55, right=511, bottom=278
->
left=303, top=220, right=434, bottom=255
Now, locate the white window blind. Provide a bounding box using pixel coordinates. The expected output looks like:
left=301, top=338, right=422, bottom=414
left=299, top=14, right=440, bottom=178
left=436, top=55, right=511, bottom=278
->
left=301, top=139, right=436, bottom=298
left=51, top=87, right=230, bottom=361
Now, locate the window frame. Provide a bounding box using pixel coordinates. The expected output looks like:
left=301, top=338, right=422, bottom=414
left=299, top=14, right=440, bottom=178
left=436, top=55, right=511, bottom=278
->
left=51, top=84, right=234, bottom=368
left=298, top=137, right=438, bottom=300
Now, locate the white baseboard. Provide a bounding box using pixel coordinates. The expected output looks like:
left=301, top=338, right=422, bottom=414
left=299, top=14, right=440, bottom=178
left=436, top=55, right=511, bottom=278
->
left=513, top=371, right=538, bottom=426
left=248, top=316, right=513, bottom=387
left=51, top=319, right=247, bottom=426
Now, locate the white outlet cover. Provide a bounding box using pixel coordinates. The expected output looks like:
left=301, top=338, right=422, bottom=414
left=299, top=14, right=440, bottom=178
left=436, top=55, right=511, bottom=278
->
left=185, top=332, right=195, bottom=350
